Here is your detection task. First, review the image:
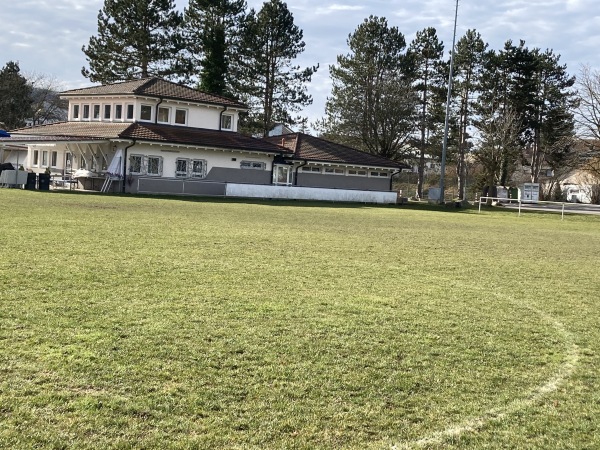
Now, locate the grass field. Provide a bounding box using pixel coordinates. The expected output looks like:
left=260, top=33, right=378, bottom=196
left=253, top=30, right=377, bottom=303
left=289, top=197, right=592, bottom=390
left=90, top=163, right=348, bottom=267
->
left=0, top=190, right=599, bottom=449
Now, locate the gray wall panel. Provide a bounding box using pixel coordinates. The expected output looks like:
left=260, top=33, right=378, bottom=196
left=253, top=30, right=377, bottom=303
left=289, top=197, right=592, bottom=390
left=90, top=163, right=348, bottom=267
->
left=205, top=167, right=271, bottom=185
left=296, top=173, right=390, bottom=191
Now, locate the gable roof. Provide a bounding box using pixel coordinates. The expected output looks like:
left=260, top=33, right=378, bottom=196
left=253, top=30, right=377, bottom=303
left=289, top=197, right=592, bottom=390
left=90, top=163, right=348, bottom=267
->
left=61, top=78, right=247, bottom=109
left=6, top=122, right=288, bottom=155
left=264, top=133, right=402, bottom=169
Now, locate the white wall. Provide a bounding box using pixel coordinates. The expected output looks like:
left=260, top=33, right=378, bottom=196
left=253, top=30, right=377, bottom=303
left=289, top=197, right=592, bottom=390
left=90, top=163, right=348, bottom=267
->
left=67, top=96, right=240, bottom=131
left=226, top=184, right=398, bottom=204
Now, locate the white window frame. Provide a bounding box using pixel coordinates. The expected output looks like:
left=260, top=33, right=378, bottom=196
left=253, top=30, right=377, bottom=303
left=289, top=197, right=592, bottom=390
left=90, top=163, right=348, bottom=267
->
left=82, top=104, right=90, bottom=120
left=126, top=104, right=134, bottom=120
left=114, top=104, right=123, bottom=120
left=140, top=104, right=153, bottom=121
left=273, top=165, right=293, bottom=186
left=146, top=156, right=163, bottom=176
left=92, top=104, right=101, bottom=120
left=32, top=150, right=39, bottom=167
left=50, top=151, right=58, bottom=168
left=301, top=166, right=321, bottom=173
left=72, top=104, right=80, bottom=120
left=157, top=106, right=170, bottom=124
left=42, top=150, right=49, bottom=167
left=221, top=113, right=233, bottom=131
left=347, top=169, right=367, bottom=177
left=129, top=154, right=144, bottom=175
left=174, top=108, right=187, bottom=125
left=103, top=104, right=112, bottom=120
left=324, top=167, right=345, bottom=175
left=175, top=158, right=189, bottom=178
left=240, top=160, right=265, bottom=170
left=191, top=159, right=207, bottom=178
left=370, top=171, right=388, bottom=177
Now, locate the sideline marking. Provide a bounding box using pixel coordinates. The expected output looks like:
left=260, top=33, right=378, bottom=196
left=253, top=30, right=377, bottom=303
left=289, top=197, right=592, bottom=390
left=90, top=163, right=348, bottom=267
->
left=392, top=289, right=580, bottom=449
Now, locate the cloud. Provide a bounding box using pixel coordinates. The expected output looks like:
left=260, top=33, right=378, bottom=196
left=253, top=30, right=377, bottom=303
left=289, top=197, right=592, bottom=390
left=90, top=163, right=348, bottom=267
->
left=314, top=3, right=364, bottom=15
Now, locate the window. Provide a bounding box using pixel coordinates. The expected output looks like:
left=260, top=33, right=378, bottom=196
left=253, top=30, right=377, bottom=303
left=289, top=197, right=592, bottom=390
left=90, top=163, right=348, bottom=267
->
left=175, top=158, right=189, bottom=177
left=114, top=104, right=123, bottom=120
left=93, top=104, right=101, bottom=119
left=33, top=150, right=39, bottom=166
left=140, top=104, right=152, bottom=121
left=80, top=155, right=87, bottom=169
left=240, top=160, right=265, bottom=170
left=100, top=154, right=108, bottom=171
left=72, top=105, right=80, bottom=119
left=65, top=152, right=73, bottom=170
left=273, top=165, right=292, bottom=185
left=126, top=104, right=134, bottom=120
left=147, top=156, right=163, bottom=176
left=301, top=166, right=320, bottom=173
left=191, top=159, right=206, bottom=178
left=324, top=167, right=344, bottom=175
left=348, top=169, right=367, bottom=176
left=51, top=151, right=58, bottom=168
left=129, top=154, right=143, bottom=174
left=42, top=151, right=48, bottom=167
left=370, top=171, right=388, bottom=177
left=175, top=109, right=187, bottom=125
left=221, top=114, right=233, bottom=130
left=82, top=104, right=90, bottom=119
left=157, top=107, right=170, bottom=123
left=104, top=104, right=111, bottom=120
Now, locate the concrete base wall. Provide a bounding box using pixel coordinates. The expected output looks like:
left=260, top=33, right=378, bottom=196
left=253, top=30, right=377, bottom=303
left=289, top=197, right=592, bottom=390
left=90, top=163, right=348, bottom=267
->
left=226, top=184, right=397, bottom=204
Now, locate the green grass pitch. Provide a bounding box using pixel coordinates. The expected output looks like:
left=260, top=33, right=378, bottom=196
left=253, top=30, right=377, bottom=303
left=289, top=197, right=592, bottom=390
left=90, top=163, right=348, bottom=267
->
left=1, top=190, right=599, bottom=449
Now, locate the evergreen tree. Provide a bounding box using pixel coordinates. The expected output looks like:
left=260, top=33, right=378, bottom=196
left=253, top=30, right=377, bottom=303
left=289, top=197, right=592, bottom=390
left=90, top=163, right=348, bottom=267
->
left=183, top=0, right=247, bottom=96
left=237, top=0, right=317, bottom=137
left=408, top=27, right=446, bottom=198
left=321, top=16, right=418, bottom=159
left=0, top=61, right=33, bottom=130
left=452, top=29, right=487, bottom=199
left=82, top=0, right=184, bottom=83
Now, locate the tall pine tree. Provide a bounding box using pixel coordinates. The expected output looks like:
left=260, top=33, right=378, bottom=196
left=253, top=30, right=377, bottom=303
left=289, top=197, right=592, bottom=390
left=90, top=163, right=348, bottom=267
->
left=321, top=16, right=417, bottom=159
left=237, top=0, right=317, bottom=137
left=183, top=0, right=247, bottom=96
left=408, top=27, right=446, bottom=198
left=82, top=0, right=184, bottom=83
left=452, top=29, right=487, bottom=199
left=0, top=61, right=33, bottom=130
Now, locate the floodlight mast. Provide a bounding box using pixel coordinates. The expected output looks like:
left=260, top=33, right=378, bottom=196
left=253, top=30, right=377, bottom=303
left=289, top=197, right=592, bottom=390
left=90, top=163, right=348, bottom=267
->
left=439, top=0, right=460, bottom=204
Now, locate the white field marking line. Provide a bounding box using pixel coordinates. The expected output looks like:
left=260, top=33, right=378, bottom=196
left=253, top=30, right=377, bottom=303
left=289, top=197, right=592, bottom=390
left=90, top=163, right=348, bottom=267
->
left=392, top=288, right=580, bottom=450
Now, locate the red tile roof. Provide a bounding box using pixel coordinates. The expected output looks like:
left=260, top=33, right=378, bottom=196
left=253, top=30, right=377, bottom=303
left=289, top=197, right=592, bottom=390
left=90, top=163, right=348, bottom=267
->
left=61, top=78, right=247, bottom=109
left=264, top=133, right=402, bottom=169
left=6, top=121, right=288, bottom=155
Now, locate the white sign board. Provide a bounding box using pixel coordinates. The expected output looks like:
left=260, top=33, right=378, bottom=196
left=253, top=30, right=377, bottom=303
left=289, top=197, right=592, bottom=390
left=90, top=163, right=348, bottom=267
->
left=521, top=183, right=539, bottom=203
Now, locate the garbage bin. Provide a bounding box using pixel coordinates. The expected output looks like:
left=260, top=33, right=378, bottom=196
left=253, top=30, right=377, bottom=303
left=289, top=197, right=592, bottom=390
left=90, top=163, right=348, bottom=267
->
left=25, top=172, right=37, bottom=190
left=38, top=173, right=50, bottom=191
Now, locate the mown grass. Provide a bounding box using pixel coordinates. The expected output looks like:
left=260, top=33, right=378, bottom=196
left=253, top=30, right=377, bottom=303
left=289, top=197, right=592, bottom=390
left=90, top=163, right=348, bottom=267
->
left=0, top=190, right=599, bottom=449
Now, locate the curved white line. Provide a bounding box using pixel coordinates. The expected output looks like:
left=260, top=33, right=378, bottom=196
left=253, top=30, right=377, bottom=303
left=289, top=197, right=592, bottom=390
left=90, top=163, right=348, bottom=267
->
left=392, top=291, right=580, bottom=449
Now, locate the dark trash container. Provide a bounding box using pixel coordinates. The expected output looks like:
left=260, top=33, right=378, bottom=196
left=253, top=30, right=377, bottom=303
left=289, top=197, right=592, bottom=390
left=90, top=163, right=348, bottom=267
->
left=38, top=173, right=51, bottom=191
left=25, top=172, right=37, bottom=190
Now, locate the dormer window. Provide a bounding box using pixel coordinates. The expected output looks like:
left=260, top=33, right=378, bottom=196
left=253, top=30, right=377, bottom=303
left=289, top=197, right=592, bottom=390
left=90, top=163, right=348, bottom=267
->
left=82, top=105, right=90, bottom=119
left=92, top=104, right=101, bottom=120
left=126, top=104, right=134, bottom=120
left=221, top=113, right=233, bottom=131
left=72, top=104, right=80, bottom=120
left=104, top=104, right=111, bottom=120
left=115, top=105, right=123, bottom=120
left=175, top=109, right=187, bottom=125
left=157, top=106, right=170, bottom=123
left=140, top=104, right=152, bottom=121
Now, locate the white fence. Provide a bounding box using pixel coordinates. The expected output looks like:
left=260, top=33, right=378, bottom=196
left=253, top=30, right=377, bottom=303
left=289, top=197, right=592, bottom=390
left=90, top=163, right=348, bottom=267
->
left=478, top=196, right=600, bottom=220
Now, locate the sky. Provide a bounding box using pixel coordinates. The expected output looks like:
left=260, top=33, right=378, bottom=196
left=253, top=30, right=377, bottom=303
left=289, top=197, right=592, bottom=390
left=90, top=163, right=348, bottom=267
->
left=2, top=0, right=600, bottom=126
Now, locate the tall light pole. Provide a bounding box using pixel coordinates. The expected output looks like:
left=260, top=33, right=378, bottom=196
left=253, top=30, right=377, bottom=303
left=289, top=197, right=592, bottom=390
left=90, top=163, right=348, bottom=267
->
left=439, top=0, right=460, bottom=204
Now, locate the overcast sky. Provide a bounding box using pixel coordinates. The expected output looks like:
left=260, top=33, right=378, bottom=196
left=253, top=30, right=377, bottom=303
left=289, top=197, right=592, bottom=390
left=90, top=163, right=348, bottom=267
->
left=2, top=0, right=599, bottom=125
